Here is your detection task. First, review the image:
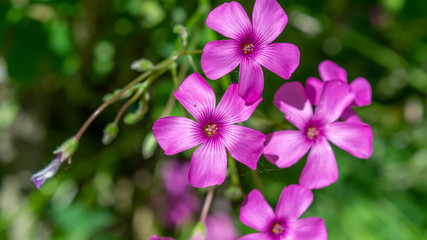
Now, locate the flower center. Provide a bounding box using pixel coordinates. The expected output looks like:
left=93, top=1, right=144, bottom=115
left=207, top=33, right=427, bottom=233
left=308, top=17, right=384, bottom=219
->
left=204, top=124, right=218, bottom=137
left=271, top=222, right=284, bottom=235
left=242, top=43, right=254, bottom=54
left=306, top=126, right=320, bottom=140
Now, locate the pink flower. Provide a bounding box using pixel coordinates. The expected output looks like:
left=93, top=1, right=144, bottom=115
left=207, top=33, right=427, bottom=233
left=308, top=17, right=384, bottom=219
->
left=263, top=80, right=373, bottom=189
left=201, top=0, right=300, bottom=103
left=239, top=185, right=327, bottom=240
left=305, top=60, right=372, bottom=122
left=149, top=236, right=174, bottom=240
left=153, top=73, right=265, bottom=188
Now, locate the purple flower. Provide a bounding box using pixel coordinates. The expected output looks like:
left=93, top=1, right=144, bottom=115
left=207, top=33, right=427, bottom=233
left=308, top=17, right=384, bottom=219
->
left=149, top=236, right=174, bottom=240
left=153, top=73, right=265, bottom=188
left=201, top=0, right=300, bottom=103
left=161, top=160, right=191, bottom=196
left=263, top=80, right=373, bottom=189
left=239, top=185, right=327, bottom=240
left=305, top=60, right=372, bottom=122
left=206, top=213, right=238, bottom=240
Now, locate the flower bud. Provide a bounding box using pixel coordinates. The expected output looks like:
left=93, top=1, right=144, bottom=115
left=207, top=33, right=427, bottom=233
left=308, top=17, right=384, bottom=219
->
left=53, top=137, right=79, bottom=162
left=131, top=58, right=153, bottom=72
left=102, top=122, right=119, bottom=145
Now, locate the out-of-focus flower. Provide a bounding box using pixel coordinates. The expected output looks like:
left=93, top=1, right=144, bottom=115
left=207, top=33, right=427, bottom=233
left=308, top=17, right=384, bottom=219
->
left=305, top=60, right=372, bottom=122
left=149, top=236, right=174, bottom=240
left=201, top=0, right=299, bottom=103
left=153, top=73, right=265, bottom=187
left=264, top=81, right=373, bottom=189
left=239, top=185, right=327, bottom=240
left=161, top=160, right=191, bottom=196
left=206, top=213, right=238, bottom=240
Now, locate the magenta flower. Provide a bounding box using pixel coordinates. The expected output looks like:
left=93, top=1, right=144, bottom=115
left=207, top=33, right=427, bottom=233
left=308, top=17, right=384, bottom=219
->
left=152, top=73, right=265, bottom=188
left=201, top=0, right=300, bottom=103
left=239, top=185, right=327, bottom=240
left=263, top=80, right=373, bottom=189
left=149, top=236, right=174, bottom=240
left=305, top=60, right=372, bottom=122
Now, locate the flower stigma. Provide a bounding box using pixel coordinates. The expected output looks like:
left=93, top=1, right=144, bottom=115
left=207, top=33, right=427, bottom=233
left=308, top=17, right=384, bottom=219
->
left=306, top=126, right=320, bottom=140
left=204, top=124, right=218, bottom=137
left=271, top=222, right=284, bottom=235
left=242, top=43, right=254, bottom=54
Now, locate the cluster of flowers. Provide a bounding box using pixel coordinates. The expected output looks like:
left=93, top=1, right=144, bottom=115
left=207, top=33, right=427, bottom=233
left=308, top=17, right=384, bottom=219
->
left=152, top=0, right=373, bottom=239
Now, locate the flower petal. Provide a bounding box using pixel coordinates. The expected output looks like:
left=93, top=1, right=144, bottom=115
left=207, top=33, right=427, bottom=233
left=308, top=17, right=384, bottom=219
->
left=214, top=83, right=262, bottom=124
left=206, top=1, right=252, bottom=41
left=299, top=138, right=338, bottom=189
left=240, top=189, right=275, bottom=232
left=188, top=138, right=227, bottom=188
left=221, top=125, right=265, bottom=170
left=252, top=0, right=287, bottom=45
left=350, top=77, right=371, bottom=106
left=305, top=77, right=324, bottom=106
left=290, top=217, right=328, bottom=240
left=324, top=122, right=373, bottom=159
left=313, top=80, right=354, bottom=124
left=318, top=60, right=347, bottom=82
left=201, top=40, right=242, bottom=80
left=275, top=184, right=313, bottom=220
left=263, top=130, right=311, bottom=168
left=239, top=233, right=272, bottom=240
left=238, top=58, right=264, bottom=104
left=256, top=43, right=300, bottom=79
left=153, top=117, right=205, bottom=155
left=274, top=82, right=313, bottom=131
left=341, top=107, right=362, bottom=123
left=174, top=73, right=216, bottom=124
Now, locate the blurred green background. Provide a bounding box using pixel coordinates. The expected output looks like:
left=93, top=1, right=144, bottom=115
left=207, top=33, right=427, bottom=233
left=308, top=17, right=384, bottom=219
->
left=1, top=0, right=426, bottom=239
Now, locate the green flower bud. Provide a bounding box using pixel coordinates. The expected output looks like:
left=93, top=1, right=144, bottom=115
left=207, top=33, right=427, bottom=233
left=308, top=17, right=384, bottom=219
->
left=102, top=122, right=119, bottom=145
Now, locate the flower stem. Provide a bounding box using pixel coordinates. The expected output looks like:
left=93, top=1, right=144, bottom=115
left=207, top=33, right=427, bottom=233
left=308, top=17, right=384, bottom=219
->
left=200, top=186, right=215, bottom=223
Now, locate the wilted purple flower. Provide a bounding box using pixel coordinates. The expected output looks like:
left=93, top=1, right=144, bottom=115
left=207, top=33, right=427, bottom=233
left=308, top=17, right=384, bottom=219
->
left=201, top=0, right=300, bottom=103
left=206, top=213, right=238, bottom=240
left=31, top=154, right=62, bottom=189
left=305, top=60, right=372, bottom=122
left=263, top=81, right=373, bottom=189
left=153, top=73, right=265, bottom=188
left=239, top=185, right=327, bottom=240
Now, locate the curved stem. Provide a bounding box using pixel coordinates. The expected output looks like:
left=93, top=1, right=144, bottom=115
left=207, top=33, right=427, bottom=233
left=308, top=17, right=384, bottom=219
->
left=114, top=88, right=143, bottom=125
left=200, top=186, right=215, bottom=223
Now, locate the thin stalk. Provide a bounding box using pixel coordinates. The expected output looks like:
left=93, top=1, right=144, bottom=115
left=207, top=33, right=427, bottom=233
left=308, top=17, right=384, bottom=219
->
left=113, top=88, right=143, bottom=125
left=200, top=186, right=215, bottom=223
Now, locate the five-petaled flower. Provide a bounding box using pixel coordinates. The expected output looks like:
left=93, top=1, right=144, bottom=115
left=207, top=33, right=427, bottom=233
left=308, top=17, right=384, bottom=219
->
left=263, top=80, right=373, bottom=189
left=152, top=73, right=265, bottom=188
left=305, top=60, right=372, bottom=122
left=239, top=184, right=327, bottom=240
left=201, top=0, right=300, bottom=103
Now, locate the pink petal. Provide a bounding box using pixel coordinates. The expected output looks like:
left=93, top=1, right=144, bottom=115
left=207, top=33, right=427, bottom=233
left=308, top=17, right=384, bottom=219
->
left=188, top=138, right=227, bottom=188
left=256, top=43, right=300, bottom=79
left=206, top=214, right=238, bottom=240
left=174, top=73, right=216, bottom=124
left=240, top=189, right=275, bottom=232
left=305, top=77, right=324, bottom=106
left=313, top=80, right=354, bottom=125
left=149, top=236, right=175, bottom=240
left=263, top=130, right=311, bottom=168
left=153, top=117, right=205, bottom=155
left=318, top=60, right=347, bottom=82
left=214, top=83, right=262, bottom=124
left=274, top=82, right=313, bottom=131
left=252, top=0, right=287, bottom=45
left=239, top=233, right=272, bottom=240
left=299, top=138, right=338, bottom=189
left=350, top=77, right=372, bottom=106
left=275, top=185, right=313, bottom=220
left=238, top=58, right=264, bottom=104
left=324, top=122, right=373, bottom=159
left=341, top=107, right=362, bottom=123
left=201, top=40, right=242, bottom=80
left=290, top=217, right=328, bottom=240
left=206, top=1, right=252, bottom=41
left=221, top=124, right=265, bottom=170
